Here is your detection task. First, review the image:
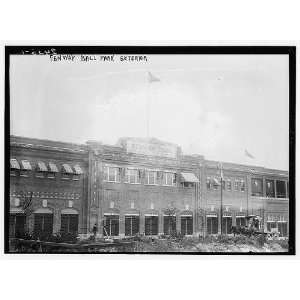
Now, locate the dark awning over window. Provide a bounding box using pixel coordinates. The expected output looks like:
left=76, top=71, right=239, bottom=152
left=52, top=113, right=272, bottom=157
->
left=21, top=160, right=32, bottom=170
left=37, top=161, right=48, bottom=172
left=10, top=158, right=20, bottom=169
left=74, top=165, right=83, bottom=175
left=62, top=164, right=73, bottom=174
left=48, top=162, right=59, bottom=173
left=181, top=172, right=199, bottom=183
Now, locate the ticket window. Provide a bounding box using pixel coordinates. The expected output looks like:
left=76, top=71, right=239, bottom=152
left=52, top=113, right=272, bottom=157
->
left=34, top=213, right=53, bottom=237
left=236, top=217, right=246, bottom=227
left=163, top=216, right=176, bottom=235
left=103, top=215, right=119, bottom=236
left=9, top=214, right=25, bottom=238
left=222, top=217, right=232, bottom=234
left=61, top=214, right=79, bottom=234
left=145, top=216, right=158, bottom=236
left=277, top=222, right=288, bottom=237
left=181, top=216, right=193, bottom=235
left=125, top=216, right=140, bottom=236
left=207, top=217, right=218, bottom=234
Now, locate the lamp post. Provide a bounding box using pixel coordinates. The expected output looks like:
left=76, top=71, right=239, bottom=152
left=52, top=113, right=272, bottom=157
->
left=218, top=163, right=224, bottom=235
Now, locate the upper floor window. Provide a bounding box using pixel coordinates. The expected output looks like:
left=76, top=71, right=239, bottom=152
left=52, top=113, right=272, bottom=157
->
left=227, top=179, right=232, bottom=191
left=61, top=163, right=74, bottom=180
left=48, top=162, right=58, bottom=178
left=276, top=180, right=286, bottom=198
left=125, top=168, right=140, bottom=184
left=103, top=166, right=121, bottom=182
left=206, top=177, right=212, bottom=190
left=164, top=172, right=176, bottom=186
left=240, top=180, right=245, bottom=192
left=266, top=179, right=275, bottom=197
left=145, top=170, right=158, bottom=185
left=234, top=180, right=240, bottom=191
left=20, top=160, right=32, bottom=176
left=251, top=178, right=263, bottom=197
left=213, top=178, right=219, bottom=190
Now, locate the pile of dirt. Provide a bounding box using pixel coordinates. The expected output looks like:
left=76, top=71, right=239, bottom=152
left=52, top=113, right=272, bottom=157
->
left=134, top=236, right=289, bottom=253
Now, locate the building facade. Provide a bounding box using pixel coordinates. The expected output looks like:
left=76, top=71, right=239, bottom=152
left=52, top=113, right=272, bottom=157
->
left=9, top=135, right=289, bottom=239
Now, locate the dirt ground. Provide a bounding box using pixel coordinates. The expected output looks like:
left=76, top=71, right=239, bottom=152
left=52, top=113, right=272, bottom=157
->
left=134, top=235, right=289, bottom=253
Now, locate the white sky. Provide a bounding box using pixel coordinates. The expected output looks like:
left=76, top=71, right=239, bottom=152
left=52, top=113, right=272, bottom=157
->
left=10, top=54, right=289, bottom=170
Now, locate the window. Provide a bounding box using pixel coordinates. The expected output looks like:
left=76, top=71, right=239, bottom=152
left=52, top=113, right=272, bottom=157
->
left=36, top=161, right=47, bottom=178
left=125, top=168, right=140, bottom=184
left=125, top=216, right=140, bottom=236
left=207, top=216, right=218, bottom=234
left=103, top=215, right=119, bottom=236
left=227, top=180, right=232, bottom=191
left=61, top=214, right=79, bottom=234
left=10, top=158, right=20, bottom=170
left=213, top=178, right=219, bottom=190
left=9, top=214, right=25, bottom=238
left=34, top=213, right=53, bottom=238
left=278, top=222, right=288, bottom=237
left=236, top=217, right=246, bottom=227
left=20, top=160, right=32, bottom=177
left=103, top=166, right=121, bottom=182
left=240, top=180, right=245, bottom=192
left=145, top=170, right=157, bottom=185
left=48, top=162, right=58, bottom=178
left=222, top=217, right=232, bottom=234
left=145, top=216, right=158, bottom=235
left=251, top=178, right=263, bottom=196
left=222, top=180, right=225, bottom=190
left=206, top=177, right=212, bottom=190
left=266, top=179, right=275, bottom=197
left=163, top=216, right=176, bottom=235
left=276, top=180, right=286, bottom=198
left=234, top=180, right=240, bottom=191
left=164, top=172, right=176, bottom=186
left=181, top=216, right=193, bottom=235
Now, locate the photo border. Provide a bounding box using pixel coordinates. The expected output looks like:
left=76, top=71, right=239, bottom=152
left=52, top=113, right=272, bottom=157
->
left=4, top=45, right=296, bottom=255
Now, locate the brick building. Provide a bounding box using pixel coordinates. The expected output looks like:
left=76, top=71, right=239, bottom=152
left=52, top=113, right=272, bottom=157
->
left=9, top=135, right=289, bottom=239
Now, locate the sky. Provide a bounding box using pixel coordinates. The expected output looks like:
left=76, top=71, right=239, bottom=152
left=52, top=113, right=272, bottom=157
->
left=10, top=54, right=289, bottom=170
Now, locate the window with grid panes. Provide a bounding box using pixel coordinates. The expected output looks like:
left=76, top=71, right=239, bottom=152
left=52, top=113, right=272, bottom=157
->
left=181, top=216, right=193, bottom=235
left=207, top=217, right=218, bottom=234
left=61, top=214, right=79, bottom=234
left=145, top=216, right=158, bottom=235
left=125, top=216, right=140, bottom=236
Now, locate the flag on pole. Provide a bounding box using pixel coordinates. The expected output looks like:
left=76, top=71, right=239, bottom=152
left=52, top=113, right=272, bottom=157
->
left=245, top=149, right=255, bottom=159
left=148, top=72, right=160, bottom=83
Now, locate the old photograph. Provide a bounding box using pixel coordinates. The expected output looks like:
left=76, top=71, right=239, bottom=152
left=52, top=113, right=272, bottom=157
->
left=5, top=46, right=295, bottom=254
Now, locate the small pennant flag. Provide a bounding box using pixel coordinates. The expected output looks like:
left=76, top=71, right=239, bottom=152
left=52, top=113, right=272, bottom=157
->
left=148, top=72, right=160, bottom=83
left=245, top=149, right=255, bottom=159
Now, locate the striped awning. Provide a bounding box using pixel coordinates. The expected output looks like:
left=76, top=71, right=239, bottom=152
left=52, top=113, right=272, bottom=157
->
left=181, top=172, right=199, bottom=183
left=62, top=163, right=73, bottom=174
left=21, top=160, right=32, bottom=170
left=61, top=208, right=78, bottom=215
left=10, top=158, right=20, bottom=169
left=73, top=165, right=83, bottom=175
left=37, top=161, right=48, bottom=172
left=48, top=162, right=59, bottom=173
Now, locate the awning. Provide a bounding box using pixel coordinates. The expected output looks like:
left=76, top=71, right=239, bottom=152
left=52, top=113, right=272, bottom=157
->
left=21, top=160, right=32, bottom=170
left=48, top=162, right=59, bottom=173
left=73, top=165, right=83, bottom=175
left=181, top=172, right=199, bottom=183
left=37, top=161, right=48, bottom=172
left=10, top=207, right=24, bottom=214
left=206, top=214, right=218, bottom=218
left=213, top=178, right=220, bottom=185
left=61, top=208, right=78, bottom=215
left=62, top=163, right=73, bottom=174
left=34, top=208, right=53, bottom=214
left=10, top=158, right=20, bottom=169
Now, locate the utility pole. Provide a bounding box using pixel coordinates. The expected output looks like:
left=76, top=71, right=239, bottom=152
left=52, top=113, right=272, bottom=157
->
left=219, top=162, right=224, bottom=235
